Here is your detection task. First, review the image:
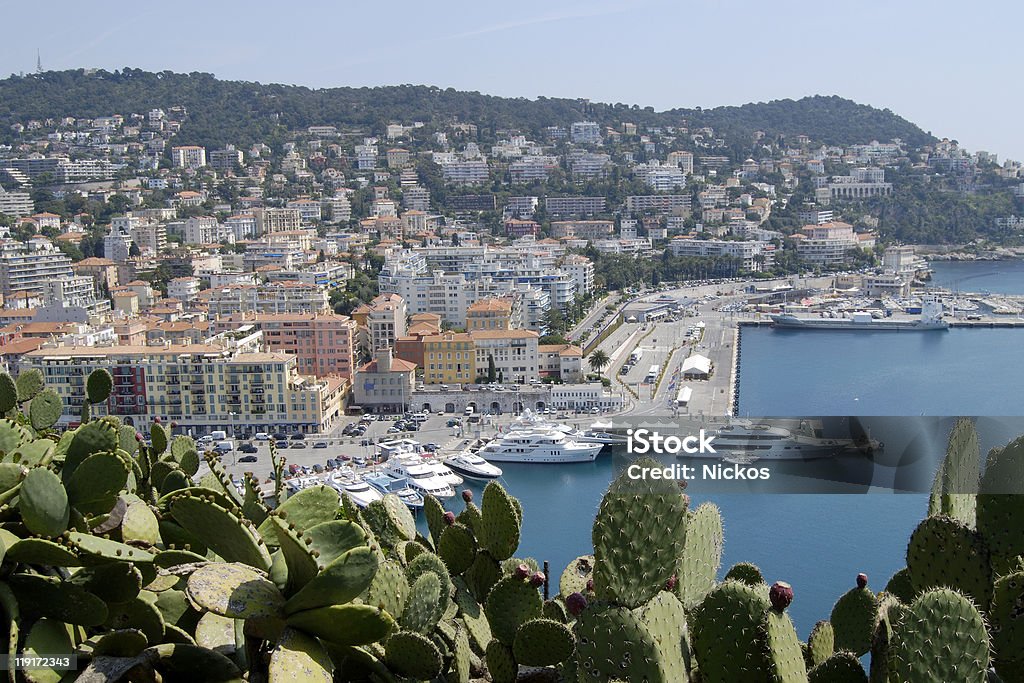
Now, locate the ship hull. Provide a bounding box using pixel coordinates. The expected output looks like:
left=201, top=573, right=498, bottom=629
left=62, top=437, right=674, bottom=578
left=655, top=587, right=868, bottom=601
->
left=770, top=315, right=948, bottom=331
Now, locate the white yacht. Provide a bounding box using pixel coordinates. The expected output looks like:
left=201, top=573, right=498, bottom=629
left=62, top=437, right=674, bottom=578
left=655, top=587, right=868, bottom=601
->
left=328, top=471, right=384, bottom=508
left=477, top=428, right=603, bottom=464
left=378, top=439, right=465, bottom=487
left=576, top=420, right=628, bottom=446
left=381, top=458, right=455, bottom=498
left=444, top=451, right=503, bottom=480
left=364, top=473, right=424, bottom=510
left=508, top=411, right=625, bottom=446
left=677, top=420, right=882, bottom=461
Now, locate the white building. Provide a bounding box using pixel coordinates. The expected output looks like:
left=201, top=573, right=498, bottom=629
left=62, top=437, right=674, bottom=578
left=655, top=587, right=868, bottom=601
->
left=171, top=146, right=207, bottom=169
left=570, top=121, right=602, bottom=145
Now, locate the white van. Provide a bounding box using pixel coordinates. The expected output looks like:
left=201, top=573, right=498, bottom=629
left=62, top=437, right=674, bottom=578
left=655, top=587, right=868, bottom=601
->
left=464, top=406, right=475, bottom=417
left=410, top=412, right=428, bottom=423
left=215, top=440, right=234, bottom=453
left=211, top=430, right=228, bottom=441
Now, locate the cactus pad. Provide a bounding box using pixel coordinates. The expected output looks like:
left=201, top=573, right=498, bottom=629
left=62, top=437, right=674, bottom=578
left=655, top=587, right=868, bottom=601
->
left=285, top=546, right=378, bottom=614
left=830, top=585, right=878, bottom=657
left=0, top=372, right=17, bottom=412
left=485, top=576, right=543, bottom=645
left=478, top=481, right=521, bottom=561
left=19, top=466, right=70, bottom=537
left=7, top=573, right=108, bottom=626
left=574, top=603, right=668, bottom=683
left=362, top=559, right=408, bottom=620
left=691, top=580, right=770, bottom=682
left=268, top=627, right=334, bottom=682
left=65, top=450, right=130, bottom=516
left=438, top=521, right=477, bottom=574
left=486, top=640, right=518, bottom=683
left=592, top=458, right=688, bottom=608
left=888, top=588, right=989, bottom=683
left=86, top=368, right=113, bottom=404
left=185, top=562, right=286, bottom=619
left=257, top=484, right=339, bottom=546
left=763, top=608, right=808, bottom=682
left=978, top=437, right=1024, bottom=574
left=14, top=368, right=43, bottom=402
left=989, top=570, right=1024, bottom=680
left=929, top=417, right=980, bottom=525
left=676, top=502, right=724, bottom=609
left=285, top=603, right=395, bottom=646
left=362, top=494, right=416, bottom=548
left=169, top=494, right=271, bottom=571
left=638, top=589, right=692, bottom=682
left=808, top=651, right=867, bottom=683
left=883, top=567, right=916, bottom=604
left=454, top=577, right=492, bottom=651
left=725, top=561, right=765, bottom=586
left=29, top=389, right=63, bottom=430
left=806, top=620, right=834, bottom=668
left=385, top=630, right=444, bottom=680
left=401, top=571, right=444, bottom=633
left=513, top=617, right=575, bottom=666
left=559, top=554, right=594, bottom=597
left=907, top=514, right=991, bottom=608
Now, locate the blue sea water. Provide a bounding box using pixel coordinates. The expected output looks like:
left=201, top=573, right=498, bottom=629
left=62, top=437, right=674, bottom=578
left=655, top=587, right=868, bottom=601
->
left=928, top=258, right=1024, bottom=294
left=431, top=261, right=1024, bottom=641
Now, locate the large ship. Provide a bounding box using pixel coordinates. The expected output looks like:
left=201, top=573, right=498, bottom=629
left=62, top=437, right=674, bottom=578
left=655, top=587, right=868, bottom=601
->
left=676, top=419, right=882, bottom=461
left=476, top=427, right=603, bottom=463
left=770, top=299, right=948, bottom=331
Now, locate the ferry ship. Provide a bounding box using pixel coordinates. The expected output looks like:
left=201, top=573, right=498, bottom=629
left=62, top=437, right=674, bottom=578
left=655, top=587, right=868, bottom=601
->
left=477, top=428, right=603, bottom=463
left=771, top=299, right=948, bottom=331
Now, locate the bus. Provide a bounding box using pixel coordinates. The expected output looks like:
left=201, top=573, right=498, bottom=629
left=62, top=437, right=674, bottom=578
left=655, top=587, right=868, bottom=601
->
left=644, top=365, right=660, bottom=384
left=629, top=349, right=644, bottom=364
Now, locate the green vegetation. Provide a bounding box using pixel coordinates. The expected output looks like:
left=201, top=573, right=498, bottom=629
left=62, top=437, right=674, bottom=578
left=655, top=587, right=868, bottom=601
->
left=0, top=70, right=933, bottom=152
left=0, top=371, right=1016, bottom=680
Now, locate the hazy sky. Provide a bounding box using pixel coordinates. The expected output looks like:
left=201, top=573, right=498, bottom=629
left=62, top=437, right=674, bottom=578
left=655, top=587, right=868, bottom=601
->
left=2, top=0, right=1022, bottom=159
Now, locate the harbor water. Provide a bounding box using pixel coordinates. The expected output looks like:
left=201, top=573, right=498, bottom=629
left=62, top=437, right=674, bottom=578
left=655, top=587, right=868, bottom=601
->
left=440, top=260, right=1024, bottom=639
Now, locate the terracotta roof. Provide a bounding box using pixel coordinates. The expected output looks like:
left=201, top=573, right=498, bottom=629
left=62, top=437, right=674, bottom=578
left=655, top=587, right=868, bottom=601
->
left=357, top=357, right=416, bottom=373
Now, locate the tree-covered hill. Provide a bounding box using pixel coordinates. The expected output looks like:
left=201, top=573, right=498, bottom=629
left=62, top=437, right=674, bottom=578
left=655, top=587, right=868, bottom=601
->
left=0, top=69, right=935, bottom=150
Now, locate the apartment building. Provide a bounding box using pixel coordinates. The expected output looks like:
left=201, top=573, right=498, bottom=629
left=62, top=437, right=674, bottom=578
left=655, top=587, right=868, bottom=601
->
left=794, top=222, right=872, bottom=265
left=352, top=348, right=416, bottom=413
left=545, top=196, right=607, bottom=216
left=570, top=121, right=601, bottom=144
left=668, top=237, right=775, bottom=271
left=20, top=345, right=346, bottom=435
left=538, top=343, right=584, bottom=383
left=441, top=159, right=489, bottom=185
left=206, top=282, right=330, bottom=315
left=73, top=257, right=118, bottom=292
left=666, top=150, right=695, bottom=173
left=561, top=255, right=595, bottom=296
left=625, top=194, right=692, bottom=215
left=171, top=146, right=207, bottom=169
left=0, top=185, right=33, bottom=217
left=167, top=276, right=201, bottom=303
left=0, top=239, right=75, bottom=307
left=466, top=298, right=519, bottom=331
left=509, top=156, right=558, bottom=183
left=208, top=145, right=243, bottom=171
left=352, top=293, right=407, bottom=353
left=470, top=329, right=539, bottom=384
left=550, top=220, right=615, bottom=240
left=421, top=332, right=476, bottom=384
left=252, top=207, right=303, bottom=235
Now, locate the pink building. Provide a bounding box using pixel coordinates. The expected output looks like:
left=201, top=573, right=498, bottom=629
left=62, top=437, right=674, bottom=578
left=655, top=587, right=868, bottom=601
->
left=214, top=312, right=357, bottom=378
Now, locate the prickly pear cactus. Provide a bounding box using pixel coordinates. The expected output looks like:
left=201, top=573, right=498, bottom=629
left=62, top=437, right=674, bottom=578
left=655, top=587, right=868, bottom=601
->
left=888, top=588, right=989, bottom=683
left=591, top=457, right=688, bottom=608
left=977, top=436, right=1024, bottom=574
left=830, top=582, right=878, bottom=657
left=691, top=580, right=771, bottom=682
left=906, top=514, right=991, bottom=608
left=928, top=417, right=979, bottom=525
left=676, top=502, right=724, bottom=609
left=988, top=570, right=1024, bottom=682
left=808, top=651, right=867, bottom=683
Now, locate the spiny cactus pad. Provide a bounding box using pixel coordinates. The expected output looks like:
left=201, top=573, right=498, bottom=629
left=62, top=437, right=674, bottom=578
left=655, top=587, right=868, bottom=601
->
left=888, top=588, right=989, bottom=683
left=285, top=546, right=378, bottom=614
left=676, top=502, right=724, bottom=609
left=65, top=450, right=130, bottom=516
left=485, top=575, right=543, bottom=645
left=829, top=585, right=878, bottom=657
left=257, top=484, right=339, bottom=546
left=907, top=514, right=991, bottom=608
left=725, top=561, right=765, bottom=586
left=808, top=651, right=868, bottom=683
left=883, top=567, right=917, bottom=604
left=806, top=620, right=834, bottom=668
left=512, top=617, right=574, bottom=667
left=385, top=629, right=444, bottom=680
left=185, top=562, right=286, bottom=619
left=7, top=573, right=109, bottom=626
left=978, top=437, right=1024, bottom=574
left=691, top=580, right=770, bottom=682
left=574, top=603, right=669, bottom=683
left=763, top=608, right=808, bottom=682
left=929, top=417, right=980, bottom=525
left=401, top=571, right=444, bottom=633
left=478, top=482, right=521, bottom=561
left=438, top=521, right=477, bottom=574
left=86, top=368, right=113, bottom=404
left=268, top=627, right=334, bottom=682
left=362, top=559, right=408, bottom=620
left=284, top=603, right=395, bottom=646
left=637, top=589, right=692, bottom=682
left=14, top=368, right=43, bottom=403
left=18, top=467, right=70, bottom=537
left=169, top=494, right=271, bottom=571
left=987, top=570, right=1024, bottom=681
left=592, top=458, right=688, bottom=608
left=29, top=388, right=63, bottom=430
left=0, top=372, right=17, bottom=412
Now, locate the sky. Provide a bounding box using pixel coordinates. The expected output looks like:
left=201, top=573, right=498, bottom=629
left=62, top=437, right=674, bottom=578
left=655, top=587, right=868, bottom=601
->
left=2, top=0, right=1022, bottom=159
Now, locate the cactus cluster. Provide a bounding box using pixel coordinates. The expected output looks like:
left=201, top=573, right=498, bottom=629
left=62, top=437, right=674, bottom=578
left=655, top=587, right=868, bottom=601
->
left=0, top=370, right=1018, bottom=682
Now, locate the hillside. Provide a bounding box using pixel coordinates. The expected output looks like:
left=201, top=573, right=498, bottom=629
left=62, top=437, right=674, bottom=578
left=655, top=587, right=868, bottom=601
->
left=0, top=69, right=935, bottom=151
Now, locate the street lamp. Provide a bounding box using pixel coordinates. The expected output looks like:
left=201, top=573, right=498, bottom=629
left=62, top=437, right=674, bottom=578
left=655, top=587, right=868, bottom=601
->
left=228, top=412, right=237, bottom=465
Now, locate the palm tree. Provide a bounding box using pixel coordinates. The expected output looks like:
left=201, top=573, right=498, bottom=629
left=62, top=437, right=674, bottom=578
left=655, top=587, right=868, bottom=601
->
left=588, top=349, right=610, bottom=377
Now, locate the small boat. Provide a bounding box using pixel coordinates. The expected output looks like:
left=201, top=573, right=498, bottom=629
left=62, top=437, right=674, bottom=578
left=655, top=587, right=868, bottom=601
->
left=444, top=451, right=503, bottom=480
left=382, top=458, right=455, bottom=499
left=328, top=471, right=384, bottom=508
left=364, top=473, right=424, bottom=510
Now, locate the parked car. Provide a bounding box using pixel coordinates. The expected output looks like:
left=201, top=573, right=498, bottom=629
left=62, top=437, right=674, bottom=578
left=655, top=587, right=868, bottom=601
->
left=238, top=443, right=258, bottom=454
left=254, top=432, right=271, bottom=441
left=313, top=441, right=329, bottom=449
left=290, top=433, right=306, bottom=441
left=447, top=419, right=460, bottom=427
left=238, top=455, right=257, bottom=463
left=275, top=440, right=289, bottom=449
left=292, top=442, right=307, bottom=449
left=424, top=443, right=439, bottom=453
